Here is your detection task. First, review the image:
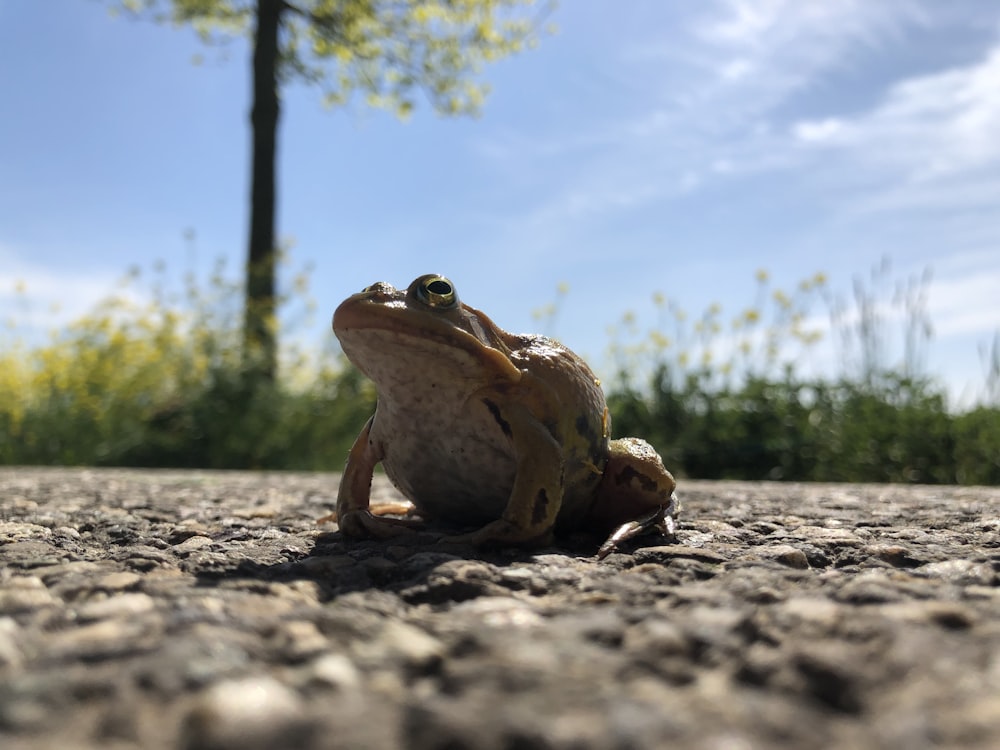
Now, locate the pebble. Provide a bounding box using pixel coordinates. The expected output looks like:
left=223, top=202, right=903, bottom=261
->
left=307, top=652, right=362, bottom=690
left=776, top=597, right=843, bottom=627
left=918, top=559, right=996, bottom=585
left=788, top=526, right=865, bottom=546
left=77, top=592, right=156, bottom=621
left=0, top=576, right=55, bottom=615
left=0, top=616, right=23, bottom=667
left=181, top=675, right=312, bottom=750
left=452, top=596, right=544, bottom=628
left=760, top=544, right=810, bottom=568
left=172, top=535, right=214, bottom=554
left=46, top=618, right=156, bottom=660
left=360, top=620, right=445, bottom=671
left=0, top=540, right=62, bottom=567
left=271, top=620, right=329, bottom=660
left=97, top=571, right=143, bottom=590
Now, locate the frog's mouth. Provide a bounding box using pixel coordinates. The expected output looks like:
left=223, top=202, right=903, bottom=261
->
left=333, top=296, right=522, bottom=382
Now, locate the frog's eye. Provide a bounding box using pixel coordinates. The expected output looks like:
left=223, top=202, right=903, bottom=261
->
left=416, top=275, right=458, bottom=309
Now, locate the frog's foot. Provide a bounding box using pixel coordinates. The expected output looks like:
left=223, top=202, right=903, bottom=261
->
left=322, top=505, right=424, bottom=539
left=596, top=492, right=680, bottom=560
left=441, top=519, right=553, bottom=548
left=317, top=501, right=418, bottom=525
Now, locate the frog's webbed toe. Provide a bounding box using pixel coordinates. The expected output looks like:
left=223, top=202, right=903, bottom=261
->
left=596, top=492, right=679, bottom=559
left=335, top=508, right=425, bottom=539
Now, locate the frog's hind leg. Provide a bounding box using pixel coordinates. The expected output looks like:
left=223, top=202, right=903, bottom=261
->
left=591, top=437, right=680, bottom=560
left=442, top=400, right=565, bottom=548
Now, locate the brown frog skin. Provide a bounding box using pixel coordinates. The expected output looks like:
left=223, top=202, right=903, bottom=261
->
left=326, top=274, right=679, bottom=558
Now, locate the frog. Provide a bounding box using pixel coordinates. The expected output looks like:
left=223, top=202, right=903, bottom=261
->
left=324, top=274, right=679, bottom=559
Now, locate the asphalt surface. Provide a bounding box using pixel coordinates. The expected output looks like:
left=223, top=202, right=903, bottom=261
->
left=1, top=468, right=998, bottom=749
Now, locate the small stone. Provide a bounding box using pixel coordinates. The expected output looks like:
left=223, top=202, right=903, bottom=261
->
left=867, top=544, right=921, bottom=567
left=777, top=597, right=843, bottom=627
left=77, top=592, right=156, bottom=621
left=623, top=619, right=689, bottom=657
left=172, top=535, right=214, bottom=554
left=46, top=618, right=155, bottom=660
left=792, top=527, right=865, bottom=546
left=0, top=521, right=51, bottom=541
left=453, top=597, right=543, bottom=628
left=97, top=571, right=143, bottom=591
left=835, top=571, right=906, bottom=604
left=0, top=540, right=62, bottom=567
left=880, top=601, right=977, bottom=629
left=761, top=544, right=810, bottom=569
left=0, top=576, right=55, bottom=613
left=499, top=567, right=536, bottom=588
left=272, top=620, right=329, bottom=660
left=918, top=560, right=995, bottom=586
left=268, top=580, right=322, bottom=605
left=403, top=560, right=507, bottom=603
left=308, top=653, right=362, bottom=690
left=181, top=675, right=313, bottom=750
left=125, top=546, right=176, bottom=569
left=0, top=617, right=23, bottom=667
left=354, top=621, right=444, bottom=671
left=231, top=505, right=280, bottom=519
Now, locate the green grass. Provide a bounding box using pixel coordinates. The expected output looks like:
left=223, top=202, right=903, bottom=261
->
left=2, top=259, right=998, bottom=483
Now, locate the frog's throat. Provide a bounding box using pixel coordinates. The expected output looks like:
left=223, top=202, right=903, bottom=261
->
left=336, top=311, right=523, bottom=382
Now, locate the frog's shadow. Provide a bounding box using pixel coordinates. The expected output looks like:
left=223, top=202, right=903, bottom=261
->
left=192, top=526, right=642, bottom=603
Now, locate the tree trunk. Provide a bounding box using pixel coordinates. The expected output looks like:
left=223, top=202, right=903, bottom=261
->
left=243, top=0, right=282, bottom=383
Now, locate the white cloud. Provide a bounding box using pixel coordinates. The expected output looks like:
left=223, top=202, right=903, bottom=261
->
left=792, top=43, right=1000, bottom=179
left=792, top=118, right=845, bottom=143
left=927, top=262, right=1000, bottom=338
left=693, top=0, right=928, bottom=102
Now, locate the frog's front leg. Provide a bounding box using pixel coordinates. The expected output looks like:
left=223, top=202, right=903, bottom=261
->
left=446, top=401, right=564, bottom=547
left=323, top=416, right=421, bottom=539
left=591, top=437, right=680, bottom=559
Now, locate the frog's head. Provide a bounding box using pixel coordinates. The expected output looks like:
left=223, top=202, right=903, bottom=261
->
left=333, top=274, right=520, bottom=385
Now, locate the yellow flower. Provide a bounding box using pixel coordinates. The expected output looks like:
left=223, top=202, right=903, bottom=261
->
left=649, top=331, right=671, bottom=350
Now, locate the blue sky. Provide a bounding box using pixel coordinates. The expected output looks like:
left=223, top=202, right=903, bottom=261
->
left=2, top=0, right=999, bottom=403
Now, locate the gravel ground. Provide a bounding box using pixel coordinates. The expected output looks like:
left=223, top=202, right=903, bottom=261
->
left=0, top=467, right=998, bottom=750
